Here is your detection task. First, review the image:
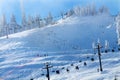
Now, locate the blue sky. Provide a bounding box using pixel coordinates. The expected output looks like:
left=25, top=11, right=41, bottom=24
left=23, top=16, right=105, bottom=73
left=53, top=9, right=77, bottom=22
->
left=0, top=0, right=120, bottom=24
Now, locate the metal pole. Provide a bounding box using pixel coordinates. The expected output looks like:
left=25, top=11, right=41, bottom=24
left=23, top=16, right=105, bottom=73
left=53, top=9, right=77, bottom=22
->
left=97, top=44, right=103, bottom=72
left=46, top=64, right=50, bottom=80
left=43, top=62, right=52, bottom=80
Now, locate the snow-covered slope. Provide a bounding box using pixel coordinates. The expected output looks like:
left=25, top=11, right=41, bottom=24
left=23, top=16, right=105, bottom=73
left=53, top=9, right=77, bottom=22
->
left=0, top=13, right=119, bottom=80
left=0, top=13, right=117, bottom=52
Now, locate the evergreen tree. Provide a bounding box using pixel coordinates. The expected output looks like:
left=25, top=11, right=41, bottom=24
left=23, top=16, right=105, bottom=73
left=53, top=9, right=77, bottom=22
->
left=92, top=42, right=95, bottom=49
left=22, top=13, right=27, bottom=30
left=9, top=14, right=17, bottom=33
left=73, top=6, right=81, bottom=16
left=116, top=14, right=120, bottom=45
left=9, top=14, right=20, bottom=33
left=60, top=11, right=64, bottom=19
left=105, top=40, right=109, bottom=53
left=105, top=40, right=109, bottom=49
left=45, top=12, right=53, bottom=25
left=35, top=15, right=41, bottom=28
left=40, top=19, right=45, bottom=27
left=67, top=9, right=74, bottom=17
left=0, top=14, right=7, bottom=36
left=90, top=4, right=97, bottom=15
left=92, top=42, right=96, bottom=54
left=0, top=19, right=2, bottom=36
left=47, top=12, right=53, bottom=24
left=99, top=5, right=109, bottom=14
left=1, top=14, right=7, bottom=26
left=31, top=16, right=35, bottom=28
left=27, top=15, right=33, bottom=29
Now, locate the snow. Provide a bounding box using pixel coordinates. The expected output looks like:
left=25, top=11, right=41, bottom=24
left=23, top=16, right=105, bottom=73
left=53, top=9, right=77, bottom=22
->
left=0, top=13, right=117, bottom=51
left=0, top=13, right=119, bottom=80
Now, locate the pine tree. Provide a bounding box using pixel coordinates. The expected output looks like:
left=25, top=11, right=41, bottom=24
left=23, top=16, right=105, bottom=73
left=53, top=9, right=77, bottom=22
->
left=40, top=19, right=44, bottom=27
left=47, top=12, right=53, bottom=24
left=10, top=14, right=16, bottom=24
left=116, top=14, right=120, bottom=45
left=105, top=40, right=109, bottom=53
left=0, top=19, right=2, bottom=36
left=9, top=14, right=17, bottom=33
left=60, top=11, right=64, bottom=19
left=32, top=16, right=36, bottom=28
left=66, top=9, right=74, bottom=17
left=92, top=42, right=95, bottom=49
left=73, top=6, right=81, bottom=16
left=105, top=40, right=109, bottom=49
left=1, top=14, right=6, bottom=26
left=22, top=13, right=27, bottom=30
left=99, top=5, right=109, bottom=14
left=27, top=15, right=33, bottom=29
left=92, top=42, right=96, bottom=54
left=45, top=12, right=53, bottom=25
left=90, top=4, right=97, bottom=16
left=0, top=14, right=7, bottom=36
left=35, top=14, right=41, bottom=28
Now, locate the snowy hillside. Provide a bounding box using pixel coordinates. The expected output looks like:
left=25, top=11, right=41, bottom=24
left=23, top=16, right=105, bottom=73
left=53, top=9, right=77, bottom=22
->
left=0, top=13, right=119, bottom=80
left=0, top=13, right=117, bottom=52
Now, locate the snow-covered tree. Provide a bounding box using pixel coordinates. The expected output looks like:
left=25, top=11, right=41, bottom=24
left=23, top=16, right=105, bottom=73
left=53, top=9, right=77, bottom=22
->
left=0, top=14, right=10, bottom=38
left=1, top=14, right=7, bottom=26
left=27, top=15, right=32, bottom=29
left=66, top=9, right=74, bottom=17
left=73, top=4, right=97, bottom=16
left=116, top=14, right=120, bottom=45
left=10, top=14, right=16, bottom=24
left=0, top=14, right=13, bottom=38
left=9, top=14, right=17, bottom=33
left=5, top=25, right=9, bottom=39
left=92, top=42, right=95, bottom=49
left=40, top=19, right=45, bottom=27
left=22, top=13, right=27, bottom=30
left=35, top=15, right=42, bottom=28
left=89, top=4, right=97, bottom=16
left=0, top=14, right=6, bottom=36
left=60, top=11, right=64, bottom=19
left=9, top=14, right=21, bottom=34
left=27, top=15, right=36, bottom=29
left=92, top=42, right=96, bottom=53
left=99, top=5, right=109, bottom=14
left=32, top=16, right=36, bottom=28
left=0, top=19, right=2, bottom=35
left=73, top=6, right=81, bottom=16
left=105, top=40, right=109, bottom=49
left=48, top=12, right=53, bottom=24
left=45, top=12, right=53, bottom=25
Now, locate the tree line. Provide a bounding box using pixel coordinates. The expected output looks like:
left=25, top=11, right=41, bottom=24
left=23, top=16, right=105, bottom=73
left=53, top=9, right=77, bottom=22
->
left=0, top=4, right=109, bottom=38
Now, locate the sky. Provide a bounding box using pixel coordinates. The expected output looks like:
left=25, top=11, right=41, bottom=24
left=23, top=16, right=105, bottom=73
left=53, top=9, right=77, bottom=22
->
left=0, top=0, right=120, bottom=24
